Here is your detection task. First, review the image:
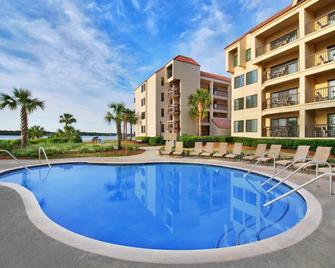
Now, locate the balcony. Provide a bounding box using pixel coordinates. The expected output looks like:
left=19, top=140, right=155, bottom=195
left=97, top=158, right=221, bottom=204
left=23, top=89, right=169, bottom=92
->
left=263, top=93, right=299, bottom=109
left=306, top=49, right=335, bottom=69
left=213, top=90, right=228, bottom=98
left=263, top=125, right=299, bottom=137
left=305, top=10, right=335, bottom=35
left=213, top=103, right=228, bottom=112
left=168, top=87, right=180, bottom=98
left=262, top=60, right=299, bottom=82
left=256, top=30, right=299, bottom=57
left=306, top=124, right=335, bottom=138
left=168, top=122, right=180, bottom=132
left=168, top=105, right=180, bottom=114
left=312, top=86, right=335, bottom=102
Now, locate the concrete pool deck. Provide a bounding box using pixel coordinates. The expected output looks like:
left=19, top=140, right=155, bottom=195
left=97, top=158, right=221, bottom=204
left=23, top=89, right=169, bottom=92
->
left=0, top=147, right=335, bottom=268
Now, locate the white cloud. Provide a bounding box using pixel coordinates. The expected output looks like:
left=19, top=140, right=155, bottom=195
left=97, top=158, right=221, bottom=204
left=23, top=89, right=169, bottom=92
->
left=0, top=0, right=134, bottom=132
left=177, top=0, right=232, bottom=74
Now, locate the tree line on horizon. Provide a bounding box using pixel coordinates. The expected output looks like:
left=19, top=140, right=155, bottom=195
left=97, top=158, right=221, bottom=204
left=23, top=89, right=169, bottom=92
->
left=0, top=88, right=138, bottom=148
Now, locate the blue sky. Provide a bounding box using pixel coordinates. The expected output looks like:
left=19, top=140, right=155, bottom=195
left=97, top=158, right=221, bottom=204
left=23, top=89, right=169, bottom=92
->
left=0, top=0, right=291, bottom=132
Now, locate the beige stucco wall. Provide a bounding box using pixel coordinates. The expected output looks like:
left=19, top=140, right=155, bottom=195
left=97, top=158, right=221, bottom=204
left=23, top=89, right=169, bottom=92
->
left=225, top=0, right=335, bottom=139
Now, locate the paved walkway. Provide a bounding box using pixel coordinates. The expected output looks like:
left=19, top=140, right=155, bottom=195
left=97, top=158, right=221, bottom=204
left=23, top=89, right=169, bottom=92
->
left=0, top=147, right=335, bottom=268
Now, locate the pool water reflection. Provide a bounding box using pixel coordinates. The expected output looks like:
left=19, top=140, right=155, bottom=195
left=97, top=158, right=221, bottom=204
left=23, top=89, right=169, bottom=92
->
left=0, top=163, right=307, bottom=250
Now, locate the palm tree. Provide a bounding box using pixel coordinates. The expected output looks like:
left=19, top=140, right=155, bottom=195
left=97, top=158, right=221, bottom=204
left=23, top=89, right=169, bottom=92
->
left=59, top=113, right=77, bottom=127
left=127, top=110, right=138, bottom=140
left=0, top=88, right=45, bottom=147
left=123, top=108, right=133, bottom=141
left=105, top=103, right=125, bottom=150
left=29, top=125, right=45, bottom=139
left=188, top=88, right=211, bottom=136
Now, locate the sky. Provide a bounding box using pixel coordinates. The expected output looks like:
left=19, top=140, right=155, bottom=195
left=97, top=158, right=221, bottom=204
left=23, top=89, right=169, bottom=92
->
left=0, top=0, right=292, bottom=133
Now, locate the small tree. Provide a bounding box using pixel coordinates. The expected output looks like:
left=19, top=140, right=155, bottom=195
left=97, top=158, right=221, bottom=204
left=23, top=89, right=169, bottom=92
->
left=188, top=88, right=211, bottom=136
left=105, top=103, right=125, bottom=150
left=0, top=88, right=45, bottom=147
left=29, top=125, right=45, bottom=139
left=59, top=113, right=77, bottom=127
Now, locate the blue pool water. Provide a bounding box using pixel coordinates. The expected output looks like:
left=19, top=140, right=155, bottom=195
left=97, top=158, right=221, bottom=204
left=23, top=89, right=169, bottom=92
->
left=0, top=163, right=307, bottom=250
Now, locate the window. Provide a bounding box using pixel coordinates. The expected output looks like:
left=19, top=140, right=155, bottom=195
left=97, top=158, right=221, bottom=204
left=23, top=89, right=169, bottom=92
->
left=167, top=64, right=173, bottom=78
left=141, top=125, right=146, bottom=133
left=246, top=94, right=257, bottom=108
left=161, top=108, right=164, bottom=117
left=161, top=124, right=164, bottom=133
left=141, top=98, right=145, bottom=106
left=234, top=75, right=244, bottom=89
left=270, top=88, right=298, bottom=108
left=234, top=98, right=244, bottom=110
left=246, top=49, right=251, bottom=62
left=246, top=119, right=257, bottom=132
left=246, top=70, right=258, bottom=85
left=234, top=120, right=244, bottom=132
left=233, top=54, right=238, bottom=67
left=161, top=93, right=164, bottom=102
left=141, top=84, right=146, bottom=93
left=161, top=77, right=165, bottom=86
left=141, top=112, right=145, bottom=120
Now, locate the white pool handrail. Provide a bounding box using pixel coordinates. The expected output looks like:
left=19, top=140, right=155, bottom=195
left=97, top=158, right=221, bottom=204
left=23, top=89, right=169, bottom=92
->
left=266, top=160, right=332, bottom=193
left=38, top=147, right=51, bottom=169
left=0, top=149, right=30, bottom=171
left=261, top=157, right=310, bottom=186
left=264, top=172, right=335, bottom=207
left=243, top=152, right=277, bottom=179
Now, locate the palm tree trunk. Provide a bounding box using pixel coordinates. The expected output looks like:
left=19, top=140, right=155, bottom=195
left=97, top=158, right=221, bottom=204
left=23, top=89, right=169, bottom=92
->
left=20, top=107, right=28, bottom=147
left=116, top=120, right=122, bottom=150
left=198, top=116, right=202, bottom=136
left=130, top=124, right=133, bottom=140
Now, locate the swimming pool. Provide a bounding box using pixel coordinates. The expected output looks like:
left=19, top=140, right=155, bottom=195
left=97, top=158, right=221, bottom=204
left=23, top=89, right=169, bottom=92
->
left=0, top=162, right=308, bottom=251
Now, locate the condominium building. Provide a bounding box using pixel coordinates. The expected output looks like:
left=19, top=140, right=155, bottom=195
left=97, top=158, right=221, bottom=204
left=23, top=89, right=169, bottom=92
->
left=225, top=0, right=335, bottom=139
left=134, top=55, right=231, bottom=137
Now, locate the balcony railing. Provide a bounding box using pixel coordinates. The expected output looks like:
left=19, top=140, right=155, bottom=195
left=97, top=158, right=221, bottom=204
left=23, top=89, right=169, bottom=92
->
left=306, top=49, right=335, bottom=68
left=213, top=103, right=228, bottom=111
left=306, top=124, right=335, bottom=138
left=256, top=29, right=299, bottom=57
left=213, top=90, right=228, bottom=98
left=313, top=86, right=335, bottom=102
left=263, top=93, right=299, bottom=109
left=262, top=61, right=299, bottom=82
left=263, top=125, right=299, bottom=137
left=168, top=87, right=180, bottom=98
left=168, top=105, right=180, bottom=114
left=305, top=10, right=335, bottom=34
left=168, top=122, right=180, bottom=132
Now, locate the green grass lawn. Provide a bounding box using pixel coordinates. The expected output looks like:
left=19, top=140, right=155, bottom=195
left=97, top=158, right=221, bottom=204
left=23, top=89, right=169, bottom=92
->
left=0, top=140, right=143, bottom=159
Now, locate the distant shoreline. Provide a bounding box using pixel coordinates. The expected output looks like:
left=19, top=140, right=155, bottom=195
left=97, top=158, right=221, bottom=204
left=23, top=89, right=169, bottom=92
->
left=0, top=130, right=116, bottom=136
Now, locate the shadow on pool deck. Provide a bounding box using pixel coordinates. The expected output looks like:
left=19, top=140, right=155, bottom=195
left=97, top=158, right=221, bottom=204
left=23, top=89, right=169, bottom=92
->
left=0, top=147, right=335, bottom=268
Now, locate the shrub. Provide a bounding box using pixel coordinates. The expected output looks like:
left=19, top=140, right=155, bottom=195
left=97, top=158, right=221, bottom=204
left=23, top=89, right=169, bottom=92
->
left=178, top=135, right=227, bottom=148
left=135, top=136, right=150, bottom=143
left=148, top=136, right=164, bottom=146
left=0, top=139, right=21, bottom=151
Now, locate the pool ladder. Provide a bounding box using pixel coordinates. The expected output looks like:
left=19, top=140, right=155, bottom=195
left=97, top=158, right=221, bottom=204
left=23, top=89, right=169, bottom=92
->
left=38, top=147, right=51, bottom=169
left=263, top=160, right=334, bottom=206
left=243, top=152, right=277, bottom=179
left=0, top=150, right=31, bottom=171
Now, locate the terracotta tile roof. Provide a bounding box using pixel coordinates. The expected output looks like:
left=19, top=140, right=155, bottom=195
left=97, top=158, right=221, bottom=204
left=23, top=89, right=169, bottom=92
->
left=200, top=71, right=231, bottom=83
left=224, top=0, right=307, bottom=49
left=212, top=118, right=231, bottom=129
left=174, top=55, right=200, bottom=66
